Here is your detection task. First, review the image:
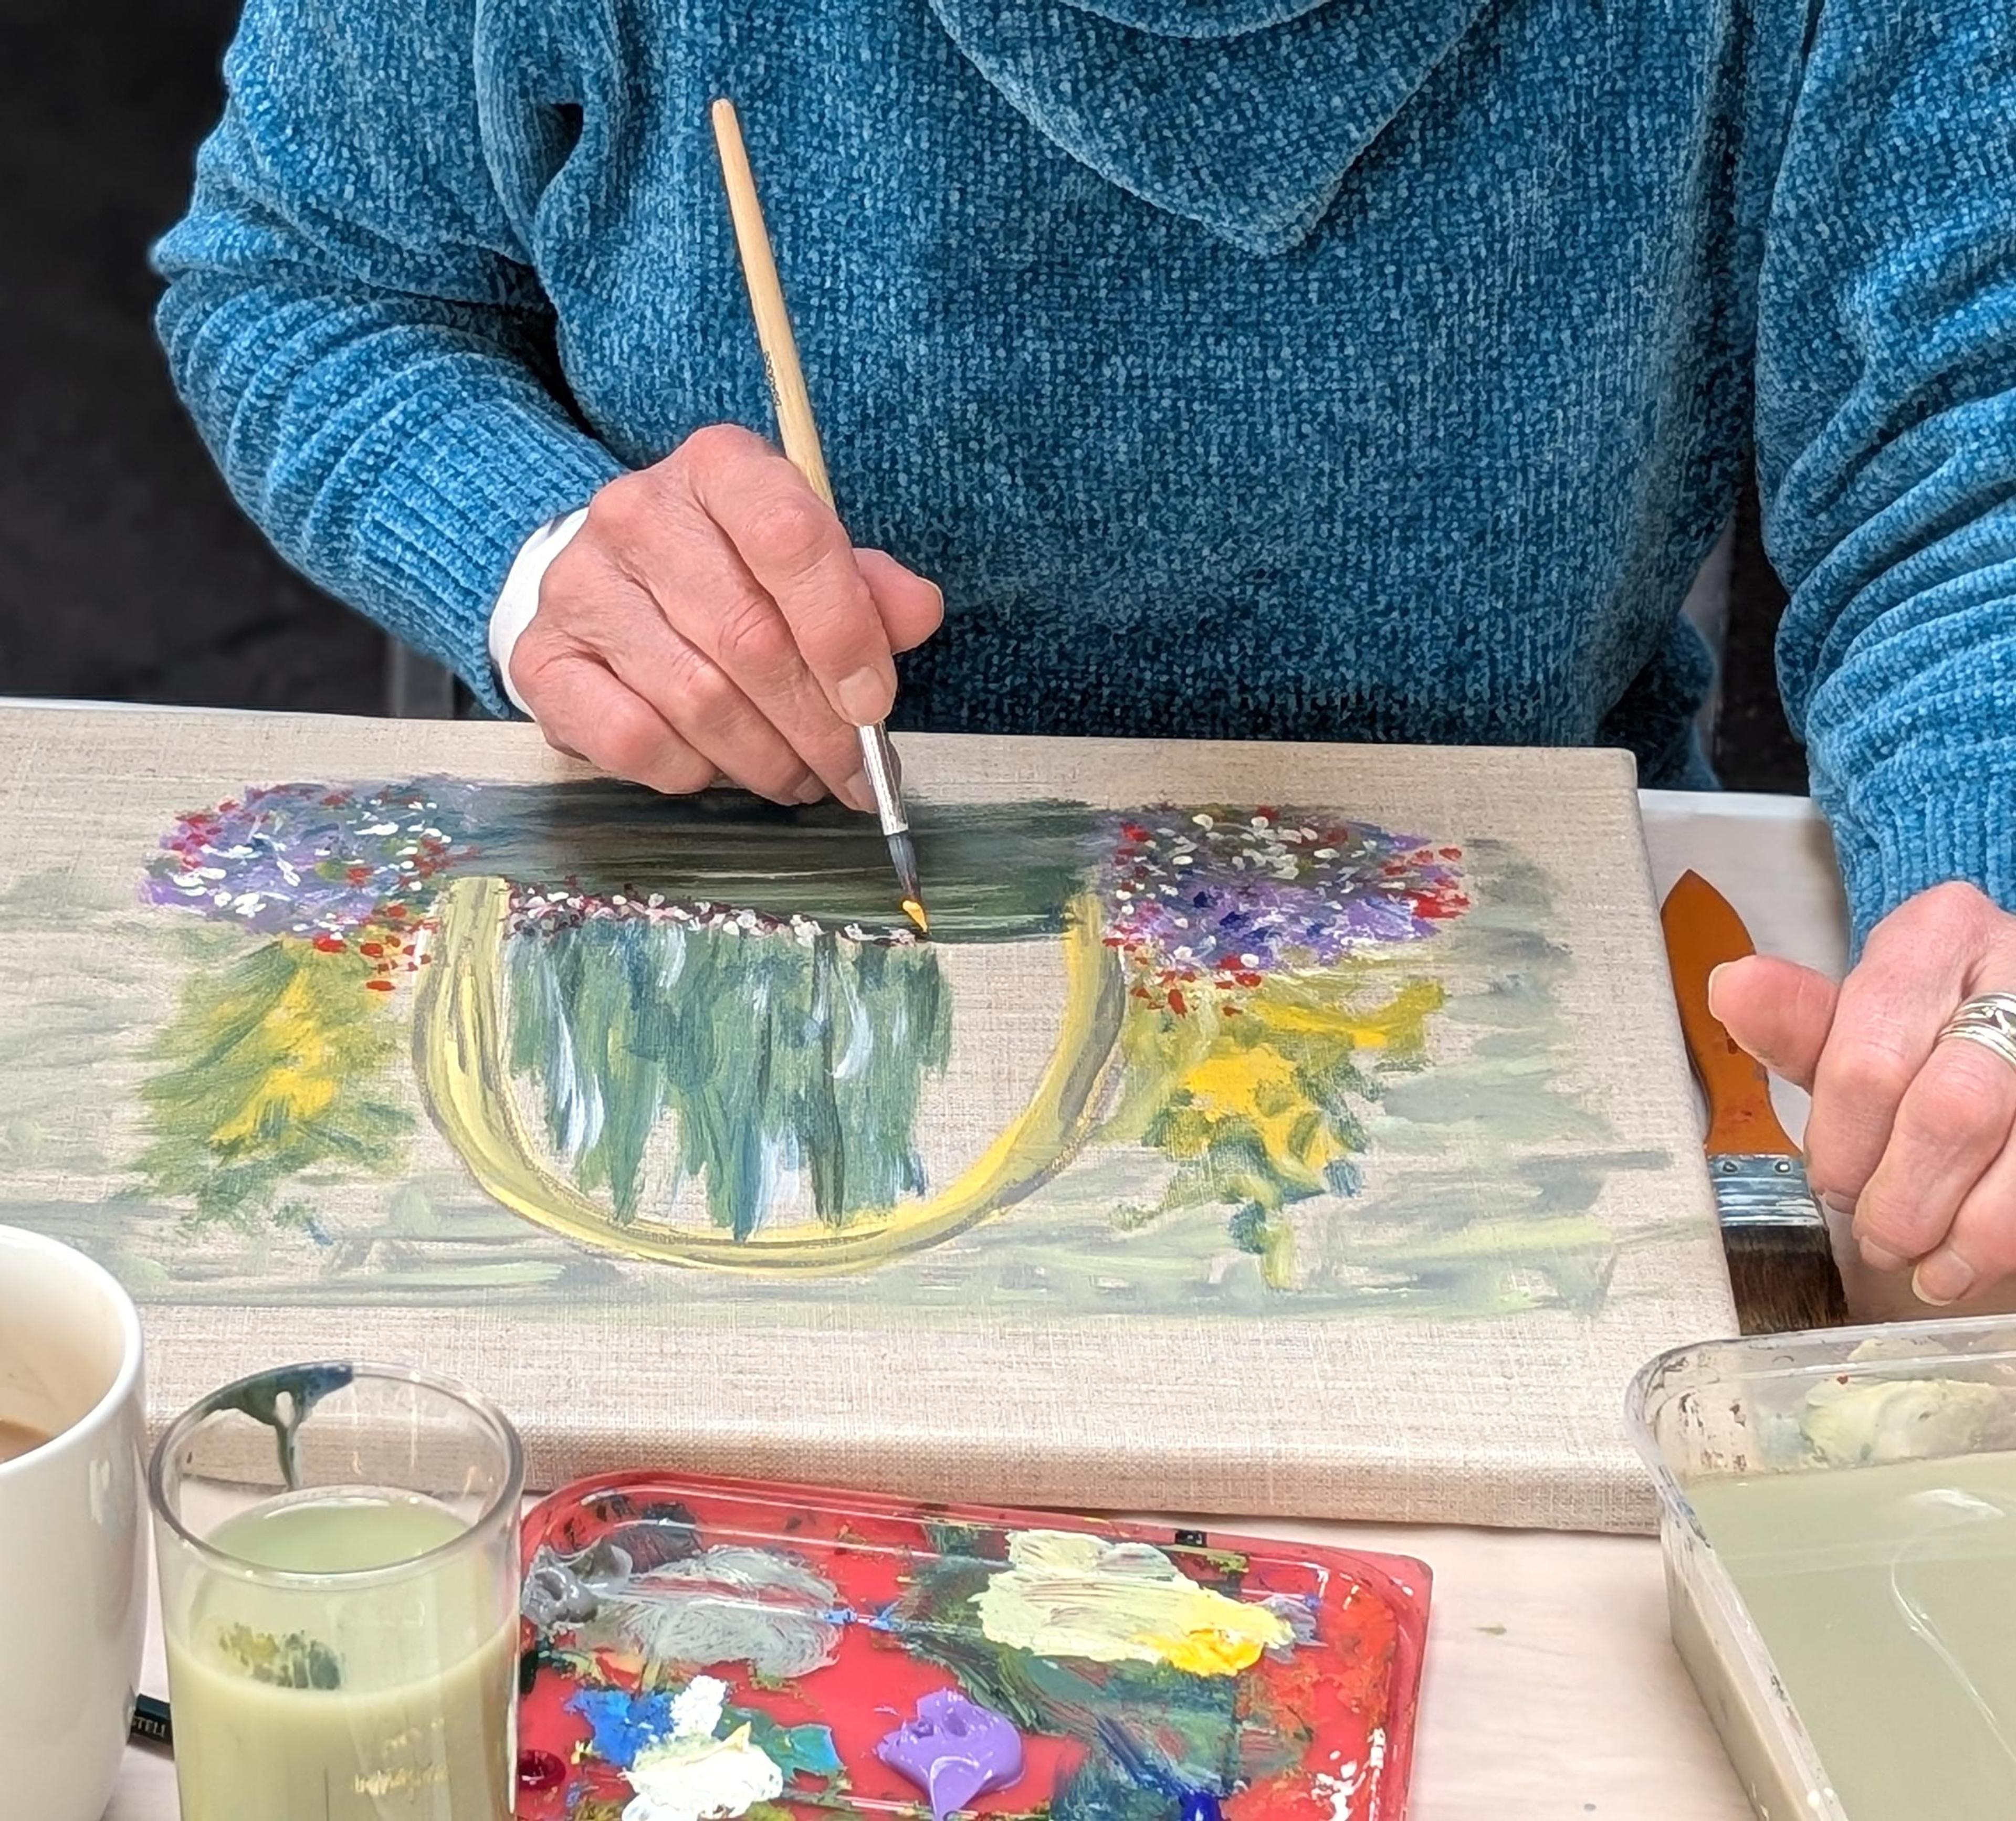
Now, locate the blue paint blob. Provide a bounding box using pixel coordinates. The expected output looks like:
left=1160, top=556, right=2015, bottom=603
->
left=565, top=1687, right=675, bottom=1769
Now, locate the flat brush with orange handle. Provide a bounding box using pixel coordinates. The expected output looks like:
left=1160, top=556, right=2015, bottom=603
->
left=1662, top=869, right=1848, bottom=1336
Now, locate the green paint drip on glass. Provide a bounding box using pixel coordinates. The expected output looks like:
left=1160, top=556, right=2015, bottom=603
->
left=212, top=1362, right=354, bottom=1489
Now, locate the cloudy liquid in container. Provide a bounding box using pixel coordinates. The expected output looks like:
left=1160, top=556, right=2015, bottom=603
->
left=164, top=1490, right=514, bottom=1820
left=1687, top=1453, right=2016, bottom=1819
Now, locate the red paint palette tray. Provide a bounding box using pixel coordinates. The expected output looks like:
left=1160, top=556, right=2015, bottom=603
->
left=518, top=1472, right=1430, bottom=1820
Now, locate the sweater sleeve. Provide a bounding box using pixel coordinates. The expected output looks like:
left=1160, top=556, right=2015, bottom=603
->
left=1756, top=1, right=2016, bottom=945
left=152, top=0, right=624, bottom=716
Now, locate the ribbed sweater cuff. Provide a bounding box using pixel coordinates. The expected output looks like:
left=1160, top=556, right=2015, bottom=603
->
left=356, top=397, right=625, bottom=717
left=1830, top=747, right=2016, bottom=951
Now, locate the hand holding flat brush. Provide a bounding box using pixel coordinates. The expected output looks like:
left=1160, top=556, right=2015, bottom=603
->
left=1664, top=871, right=1847, bottom=1335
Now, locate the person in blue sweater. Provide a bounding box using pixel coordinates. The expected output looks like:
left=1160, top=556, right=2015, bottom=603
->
left=156, top=1, right=2014, bottom=1301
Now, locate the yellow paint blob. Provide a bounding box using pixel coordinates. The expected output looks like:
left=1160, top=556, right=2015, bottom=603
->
left=900, top=898, right=929, bottom=934
left=973, top=1530, right=1294, bottom=1677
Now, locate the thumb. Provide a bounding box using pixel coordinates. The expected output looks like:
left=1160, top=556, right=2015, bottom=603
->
left=853, top=548, right=944, bottom=654
left=1708, top=953, right=1838, bottom=1092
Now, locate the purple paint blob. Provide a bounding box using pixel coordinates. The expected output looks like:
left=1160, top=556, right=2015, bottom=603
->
left=875, top=1690, right=1023, bottom=1820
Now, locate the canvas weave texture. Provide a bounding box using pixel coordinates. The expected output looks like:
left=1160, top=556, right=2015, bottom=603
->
left=0, top=709, right=1731, bottom=1531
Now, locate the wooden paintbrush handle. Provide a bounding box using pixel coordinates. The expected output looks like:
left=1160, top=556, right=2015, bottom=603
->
left=709, top=99, right=837, bottom=512
left=1661, top=870, right=1800, bottom=1159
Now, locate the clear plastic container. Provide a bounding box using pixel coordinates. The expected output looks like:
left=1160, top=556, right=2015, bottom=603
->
left=1629, top=1316, right=2016, bottom=1821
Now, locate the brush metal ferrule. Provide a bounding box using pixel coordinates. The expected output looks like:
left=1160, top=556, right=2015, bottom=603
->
left=1709, top=1153, right=1826, bottom=1230
left=856, top=723, right=908, bottom=837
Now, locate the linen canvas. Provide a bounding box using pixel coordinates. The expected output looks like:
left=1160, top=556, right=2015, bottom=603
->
left=0, top=708, right=1732, bottom=1530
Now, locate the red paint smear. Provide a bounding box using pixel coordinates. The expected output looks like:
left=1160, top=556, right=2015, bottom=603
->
left=363, top=978, right=394, bottom=993
left=519, top=1473, right=1430, bottom=1821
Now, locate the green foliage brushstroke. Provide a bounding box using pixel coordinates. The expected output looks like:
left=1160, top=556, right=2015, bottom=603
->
left=136, top=939, right=413, bottom=1229
left=1098, top=965, right=1445, bottom=1281
left=507, top=921, right=953, bottom=1238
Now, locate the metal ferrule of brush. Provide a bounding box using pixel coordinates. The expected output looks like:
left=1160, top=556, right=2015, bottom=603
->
left=1711, top=1154, right=1828, bottom=1229
left=856, top=723, right=908, bottom=837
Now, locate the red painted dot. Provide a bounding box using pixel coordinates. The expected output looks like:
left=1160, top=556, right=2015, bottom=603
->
left=364, top=979, right=395, bottom=993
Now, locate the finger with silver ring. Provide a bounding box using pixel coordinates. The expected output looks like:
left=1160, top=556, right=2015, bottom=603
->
left=1939, top=992, right=2016, bottom=1070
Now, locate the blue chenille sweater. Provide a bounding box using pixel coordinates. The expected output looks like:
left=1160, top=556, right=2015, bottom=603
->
left=153, top=0, right=2015, bottom=941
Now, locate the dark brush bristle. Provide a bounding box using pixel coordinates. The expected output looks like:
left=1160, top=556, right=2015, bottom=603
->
left=887, top=829, right=917, bottom=891
left=1724, top=1224, right=1849, bottom=1336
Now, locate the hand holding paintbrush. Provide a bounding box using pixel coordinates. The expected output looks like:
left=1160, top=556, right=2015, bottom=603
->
left=709, top=98, right=928, bottom=929
left=495, top=190, right=940, bottom=907
left=502, top=427, right=940, bottom=840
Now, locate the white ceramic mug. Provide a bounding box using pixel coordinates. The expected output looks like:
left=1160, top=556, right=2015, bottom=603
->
left=0, top=1225, right=148, bottom=1820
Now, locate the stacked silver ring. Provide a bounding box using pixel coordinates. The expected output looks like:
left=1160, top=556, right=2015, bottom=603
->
left=1939, top=992, right=2016, bottom=1072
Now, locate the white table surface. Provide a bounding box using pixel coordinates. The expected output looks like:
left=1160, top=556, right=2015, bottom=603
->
left=101, top=785, right=1902, bottom=1820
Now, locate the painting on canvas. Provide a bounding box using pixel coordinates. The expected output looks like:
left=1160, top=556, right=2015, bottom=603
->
left=0, top=710, right=1729, bottom=1529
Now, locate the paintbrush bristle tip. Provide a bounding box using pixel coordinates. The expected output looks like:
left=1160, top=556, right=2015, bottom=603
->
left=901, top=898, right=930, bottom=934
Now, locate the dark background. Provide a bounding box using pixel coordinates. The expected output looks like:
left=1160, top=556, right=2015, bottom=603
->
left=0, top=0, right=1808, bottom=788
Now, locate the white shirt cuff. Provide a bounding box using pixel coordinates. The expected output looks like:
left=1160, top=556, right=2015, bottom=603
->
left=488, top=505, right=591, bottom=715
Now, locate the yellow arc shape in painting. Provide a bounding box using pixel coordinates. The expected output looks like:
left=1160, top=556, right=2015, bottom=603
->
left=411, top=876, right=1126, bottom=1273
left=972, top=1530, right=1294, bottom=1677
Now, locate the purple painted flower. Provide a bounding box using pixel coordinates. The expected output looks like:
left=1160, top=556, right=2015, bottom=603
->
left=1096, top=808, right=1468, bottom=1012
left=142, top=781, right=479, bottom=940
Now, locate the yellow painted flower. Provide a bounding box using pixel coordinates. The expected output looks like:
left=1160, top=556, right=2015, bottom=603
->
left=207, top=964, right=342, bottom=1144
left=973, top=1530, right=1293, bottom=1676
